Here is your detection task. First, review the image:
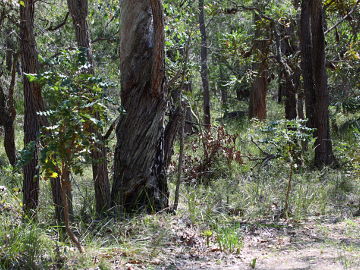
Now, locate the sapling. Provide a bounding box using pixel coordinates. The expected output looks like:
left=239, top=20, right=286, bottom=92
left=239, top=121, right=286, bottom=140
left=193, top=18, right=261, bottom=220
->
left=27, top=50, right=112, bottom=252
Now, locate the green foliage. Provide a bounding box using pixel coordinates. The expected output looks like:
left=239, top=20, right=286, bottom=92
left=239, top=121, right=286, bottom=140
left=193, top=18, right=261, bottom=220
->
left=27, top=49, right=112, bottom=178
left=215, top=224, right=243, bottom=253
left=249, top=119, right=315, bottom=164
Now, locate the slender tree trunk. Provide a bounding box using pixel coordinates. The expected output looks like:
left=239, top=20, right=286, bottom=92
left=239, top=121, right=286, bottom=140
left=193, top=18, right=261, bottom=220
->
left=278, top=71, right=284, bottom=103
left=0, top=55, right=17, bottom=166
left=67, top=0, right=111, bottom=215
left=5, top=27, right=14, bottom=72
left=173, top=99, right=185, bottom=212
left=111, top=0, right=168, bottom=214
left=300, top=0, right=335, bottom=167
left=285, top=80, right=297, bottom=120
left=20, top=0, right=44, bottom=215
left=218, top=64, right=228, bottom=115
left=198, top=0, right=211, bottom=130
left=60, top=164, right=84, bottom=253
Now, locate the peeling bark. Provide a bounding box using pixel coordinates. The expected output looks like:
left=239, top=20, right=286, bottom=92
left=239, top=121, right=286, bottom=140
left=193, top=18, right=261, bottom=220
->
left=111, top=0, right=168, bottom=214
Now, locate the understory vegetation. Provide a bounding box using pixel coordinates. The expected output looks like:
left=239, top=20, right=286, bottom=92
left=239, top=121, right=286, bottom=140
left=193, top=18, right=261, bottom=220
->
left=1, top=0, right=360, bottom=269
left=1, top=109, right=360, bottom=269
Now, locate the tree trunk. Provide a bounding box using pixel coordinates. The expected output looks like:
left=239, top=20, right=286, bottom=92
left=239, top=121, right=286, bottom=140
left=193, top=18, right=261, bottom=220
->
left=173, top=97, right=185, bottom=212
left=111, top=0, right=168, bottom=214
left=60, top=164, right=84, bottom=253
left=249, top=40, right=268, bottom=120
left=300, top=0, right=335, bottom=167
left=67, top=0, right=111, bottom=215
left=20, top=0, right=44, bottom=215
left=0, top=55, right=17, bottom=167
left=198, top=0, right=211, bottom=130
left=218, top=64, right=228, bottom=115
left=300, top=0, right=316, bottom=128
left=249, top=5, right=269, bottom=121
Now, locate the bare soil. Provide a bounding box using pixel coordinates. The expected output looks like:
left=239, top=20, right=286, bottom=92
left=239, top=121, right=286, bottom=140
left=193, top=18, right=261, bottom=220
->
left=96, top=216, right=360, bottom=270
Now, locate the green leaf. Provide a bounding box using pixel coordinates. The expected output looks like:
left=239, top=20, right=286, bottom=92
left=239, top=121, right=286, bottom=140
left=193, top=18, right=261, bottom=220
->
left=19, top=1, right=25, bottom=7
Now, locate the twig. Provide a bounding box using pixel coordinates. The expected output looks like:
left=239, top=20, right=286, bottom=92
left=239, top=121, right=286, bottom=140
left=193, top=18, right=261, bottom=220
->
left=91, top=37, right=118, bottom=44
left=46, top=12, right=69, bottom=31
left=103, top=116, right=121, bottom=141
left=325, top=0, right=360, bottom=35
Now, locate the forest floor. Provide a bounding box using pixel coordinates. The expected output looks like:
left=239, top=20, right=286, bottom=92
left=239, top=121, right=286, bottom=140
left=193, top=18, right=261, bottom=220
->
left=71, top=215, right=360, bottom=270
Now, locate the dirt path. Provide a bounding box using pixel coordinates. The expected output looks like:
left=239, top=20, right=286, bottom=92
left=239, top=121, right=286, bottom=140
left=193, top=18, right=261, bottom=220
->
left=104, top=216, right=358, bottom=270
left=157, top=217, right=360, bottom=270
left=86, top=216, right=360, bottom=270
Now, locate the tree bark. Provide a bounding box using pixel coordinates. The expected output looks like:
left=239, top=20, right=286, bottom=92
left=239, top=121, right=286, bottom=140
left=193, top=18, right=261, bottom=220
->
left=20, top=0, right=44, bottom=215
left=249, top=40, right=268, bottom=120
left=0, top=54, right=17, bottom=166
left=111, top=0, right=168, bottom=214
left=300, top=0, right=316, bottom=128
left=249, top=5, right=269, bottom=121
left=300, top=0, right=335, bottom=167
left=198, top=0, right=211, bottom=130
left=67, top=0, right=111, bottom=215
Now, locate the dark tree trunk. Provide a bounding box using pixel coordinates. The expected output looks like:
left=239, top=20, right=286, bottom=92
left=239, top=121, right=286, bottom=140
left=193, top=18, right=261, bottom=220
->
left=285, top=78, right=297, bottom=120
left=300, top=0, right=316, bottom=129
left=300, top=0, right=335, bottom=167
left=67, top=0, right=111, bottom=215
left=249, top=39, right=268, bottom=120
left=198, top=0, right=211, bottom=130
left=277, top=71, right=284, bottom=103
left=249, top=4, right=269, bottom=121
left=0, top=55, right=17, bottom=167
left=20, top=0, right=44, bottom=215
left=111, top=0, right=168, bottom=214
left=274, top=22, right=298, bottom=121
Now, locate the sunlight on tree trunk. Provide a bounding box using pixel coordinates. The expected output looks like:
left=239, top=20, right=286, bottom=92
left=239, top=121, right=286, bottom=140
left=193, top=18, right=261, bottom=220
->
left=111, top=0, right=168, bottom=214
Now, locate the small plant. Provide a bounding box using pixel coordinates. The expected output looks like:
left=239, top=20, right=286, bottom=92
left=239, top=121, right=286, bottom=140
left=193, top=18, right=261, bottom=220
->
left=249, top=119, right=315, bottom=218
left=26, top=49, right=113, bottom=252
left=201, top=229, right=213, bottom=247
left=183, top=125, right=242, bottom=183
left=250, top=258, right=257, bottom=269
left=215, top=225, right=243, bottom=253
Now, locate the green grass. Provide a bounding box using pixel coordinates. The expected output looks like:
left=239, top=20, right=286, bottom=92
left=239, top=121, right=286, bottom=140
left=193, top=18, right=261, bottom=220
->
left=1, top=98, right=360, bottom=268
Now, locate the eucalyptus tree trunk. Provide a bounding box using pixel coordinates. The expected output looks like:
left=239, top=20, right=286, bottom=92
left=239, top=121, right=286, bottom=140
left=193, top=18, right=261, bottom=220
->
left=198, top=0, right=211, bottom=130
left=249, top=6, right=269, bottom=121
left=20, top=0, right=44, bottom=215
left=111, top=0, right=168, bottom=214
left=300, top=0, right=335, bottom=167
left=249, top=39, right=268, bottom=120
left=67, top=0, right=111, bottom=215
